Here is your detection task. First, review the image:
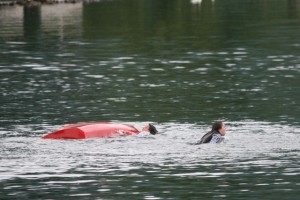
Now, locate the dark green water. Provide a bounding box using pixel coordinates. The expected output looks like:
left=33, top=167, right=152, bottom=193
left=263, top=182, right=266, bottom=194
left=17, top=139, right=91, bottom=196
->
left=0, top=0, right=299, bottom=199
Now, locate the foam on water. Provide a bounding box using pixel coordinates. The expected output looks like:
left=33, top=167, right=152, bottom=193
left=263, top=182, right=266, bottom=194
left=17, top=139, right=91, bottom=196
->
left=8, top=120, right=294, bottom=199
left=1, top=121, right=299, bottom=182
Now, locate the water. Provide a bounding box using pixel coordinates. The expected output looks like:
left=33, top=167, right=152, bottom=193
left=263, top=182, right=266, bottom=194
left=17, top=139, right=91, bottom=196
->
left=0, top=0, right=300, bottom=199
left=1, top=122, right=300, bottom=199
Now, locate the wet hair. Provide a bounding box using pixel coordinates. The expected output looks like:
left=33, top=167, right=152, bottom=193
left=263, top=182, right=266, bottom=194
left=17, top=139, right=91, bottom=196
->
left=211, top=121, right=223, bottom=132
left=148, top=124, right=158, bottom=135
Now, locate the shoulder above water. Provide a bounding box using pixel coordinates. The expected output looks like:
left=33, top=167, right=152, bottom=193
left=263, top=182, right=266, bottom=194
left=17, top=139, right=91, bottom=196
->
left=209, top=133, right=225, bottom=144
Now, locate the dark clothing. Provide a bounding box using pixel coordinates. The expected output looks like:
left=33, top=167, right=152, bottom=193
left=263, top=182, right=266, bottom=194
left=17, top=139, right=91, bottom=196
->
left=198, top=130, right=224, bottom=144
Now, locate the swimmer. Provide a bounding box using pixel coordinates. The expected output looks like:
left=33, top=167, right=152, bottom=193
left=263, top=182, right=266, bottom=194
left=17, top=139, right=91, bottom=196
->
left=142, top=123, right=158, bottom=135
left=197, top=121, right=226, bottom=144
left=42, top=122, right=159, bottom=139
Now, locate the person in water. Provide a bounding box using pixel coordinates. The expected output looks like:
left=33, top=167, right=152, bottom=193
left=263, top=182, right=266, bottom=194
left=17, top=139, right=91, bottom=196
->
left=142, top=123, right=158, bottom=135
left=198, top=121, right=226, bottom=144
left=42, top=122, right=158, bottom=139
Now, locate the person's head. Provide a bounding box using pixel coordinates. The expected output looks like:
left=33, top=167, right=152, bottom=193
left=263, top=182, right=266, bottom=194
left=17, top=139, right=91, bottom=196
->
left=142, top=123, right=158, bottom=135
left=211, top=121, right=226, bottom=136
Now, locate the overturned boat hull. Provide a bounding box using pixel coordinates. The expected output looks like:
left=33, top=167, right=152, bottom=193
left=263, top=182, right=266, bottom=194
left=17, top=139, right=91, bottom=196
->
left=42, top=122, right=140, bottom=139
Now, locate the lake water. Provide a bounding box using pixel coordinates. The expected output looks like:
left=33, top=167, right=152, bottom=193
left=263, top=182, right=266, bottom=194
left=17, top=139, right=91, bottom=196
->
left=0, top=0, right=299, bottom=199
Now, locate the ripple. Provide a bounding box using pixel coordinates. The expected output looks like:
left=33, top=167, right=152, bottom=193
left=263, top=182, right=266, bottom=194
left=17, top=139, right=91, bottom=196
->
left=168, top=60, right=192, bottom=64
left=190, top=67, right=208, bottom=72
left=267, top=65, right=298, bottom=71
left=0, top=121, right=299, bottom=199
left=151, top=68, right=165, bottom=71
left=107, top=97, right=127, bottom=102
left=233, top=51, right=248, bottom=55
left=139, top=83, right=167, bottom=87
left=113, top=57, right=134, bottom=60
left=85, top=74, right=105, bottom=79
left=0, top=68, right=16, bottom=73
left=56, top=53, right=76, bottom=57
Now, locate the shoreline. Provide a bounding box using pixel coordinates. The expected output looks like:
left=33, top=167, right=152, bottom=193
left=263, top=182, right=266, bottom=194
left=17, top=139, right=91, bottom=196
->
left=0, top=0, right=86, bottom=6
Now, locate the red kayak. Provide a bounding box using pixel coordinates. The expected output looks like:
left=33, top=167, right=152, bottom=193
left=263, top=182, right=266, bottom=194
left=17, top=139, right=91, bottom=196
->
left=42, top=122, right=140, bottom=139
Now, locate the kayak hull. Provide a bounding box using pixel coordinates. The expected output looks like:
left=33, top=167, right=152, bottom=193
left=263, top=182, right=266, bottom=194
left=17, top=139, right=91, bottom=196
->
left=42, top=122, right=140, bottom=139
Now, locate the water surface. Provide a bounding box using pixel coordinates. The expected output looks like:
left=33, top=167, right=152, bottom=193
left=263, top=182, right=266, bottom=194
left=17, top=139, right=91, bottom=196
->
left=0, top=0, right=299, bottom=199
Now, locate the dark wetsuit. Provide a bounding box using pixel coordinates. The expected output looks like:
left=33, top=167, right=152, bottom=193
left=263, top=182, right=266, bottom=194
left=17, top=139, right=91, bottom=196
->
left=198, top=130, right=224, bottom=144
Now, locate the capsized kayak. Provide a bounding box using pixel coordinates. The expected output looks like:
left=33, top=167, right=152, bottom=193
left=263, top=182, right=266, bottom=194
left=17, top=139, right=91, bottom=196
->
left=42, top=122, right=140, bottom=139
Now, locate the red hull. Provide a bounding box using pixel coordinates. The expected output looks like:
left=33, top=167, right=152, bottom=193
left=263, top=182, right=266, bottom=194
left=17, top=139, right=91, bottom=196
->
left=42, top=122, right=140, bottom=139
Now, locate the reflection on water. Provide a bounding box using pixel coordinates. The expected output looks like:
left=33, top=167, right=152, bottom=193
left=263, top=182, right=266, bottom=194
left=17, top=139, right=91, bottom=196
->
left=0, top=1, right=299, bottom=127
left=0, top=122, right=299, bottom=199
left=0, top=0, right=300, bottom=199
